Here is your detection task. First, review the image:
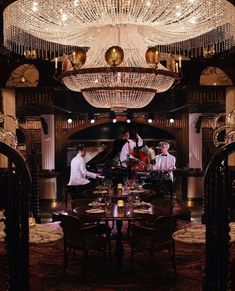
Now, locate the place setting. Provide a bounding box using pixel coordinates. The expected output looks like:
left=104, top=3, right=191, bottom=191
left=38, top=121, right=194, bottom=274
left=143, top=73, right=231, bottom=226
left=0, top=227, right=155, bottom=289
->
left=86, top=198, right=106, bottom=214
left=131, top=195, right=152, bottom=214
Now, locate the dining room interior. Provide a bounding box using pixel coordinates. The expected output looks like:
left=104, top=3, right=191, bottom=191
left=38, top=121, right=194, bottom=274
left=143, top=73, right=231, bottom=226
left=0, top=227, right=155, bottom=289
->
left=0, top=0, right=235, bottom=290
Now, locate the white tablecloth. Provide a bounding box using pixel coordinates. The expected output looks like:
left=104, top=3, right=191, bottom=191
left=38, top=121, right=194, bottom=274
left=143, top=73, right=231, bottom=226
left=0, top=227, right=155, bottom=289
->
left=173, top=222, right=235, bottom=245
left=0, top=221, right=63, bottom=244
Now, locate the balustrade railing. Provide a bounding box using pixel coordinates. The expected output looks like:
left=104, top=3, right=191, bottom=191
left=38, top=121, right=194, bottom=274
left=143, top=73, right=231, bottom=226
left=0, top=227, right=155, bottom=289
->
left=204, top=142, right=235, bottom=290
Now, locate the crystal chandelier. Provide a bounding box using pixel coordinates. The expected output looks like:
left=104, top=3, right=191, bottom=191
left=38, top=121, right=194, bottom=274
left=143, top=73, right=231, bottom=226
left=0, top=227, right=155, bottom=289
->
left=3, top=0, right=234, bottom=57
left=62, top=61, right=176, bottom=111
left=3, top=0, right=235, bottom=111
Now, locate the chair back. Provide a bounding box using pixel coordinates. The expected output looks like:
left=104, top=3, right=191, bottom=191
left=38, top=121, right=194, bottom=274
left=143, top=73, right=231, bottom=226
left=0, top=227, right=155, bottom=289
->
left=71, top=198, right=93, bottom=209
left=60, top=213, right=107, bottom=251
left=151, top=198, right=173, bottom=214
left=60, top=214, right=83, bottom=246
left=153, top=215, right=177, bottom=244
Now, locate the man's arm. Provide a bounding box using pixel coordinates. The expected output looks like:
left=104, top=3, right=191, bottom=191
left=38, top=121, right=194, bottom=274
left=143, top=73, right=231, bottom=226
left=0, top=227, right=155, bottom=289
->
left=129, top=134, right=143, bottom=148
left=80, top=159, right=98, bottom=179
left=120, top=143, right=129, bottom=163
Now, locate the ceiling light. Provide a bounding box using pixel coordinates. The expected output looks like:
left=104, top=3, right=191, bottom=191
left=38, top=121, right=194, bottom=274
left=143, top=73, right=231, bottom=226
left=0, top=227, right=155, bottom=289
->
left=4, top=0, right=234, bottom=111
left=4, top=1, right=234, bottom=58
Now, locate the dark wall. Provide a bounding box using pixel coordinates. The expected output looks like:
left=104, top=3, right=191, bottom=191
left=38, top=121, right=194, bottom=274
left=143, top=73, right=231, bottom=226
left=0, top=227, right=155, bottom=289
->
left=68, top=122, right=175, bottom=141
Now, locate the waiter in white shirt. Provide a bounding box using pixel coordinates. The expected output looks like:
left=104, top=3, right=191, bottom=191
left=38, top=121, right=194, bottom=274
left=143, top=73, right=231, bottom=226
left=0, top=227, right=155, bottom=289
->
left=68, top=145, right=101, bottom=198
left=119, top=130, right=143, bottom=168
left=152, top=141, right=176, bottom=197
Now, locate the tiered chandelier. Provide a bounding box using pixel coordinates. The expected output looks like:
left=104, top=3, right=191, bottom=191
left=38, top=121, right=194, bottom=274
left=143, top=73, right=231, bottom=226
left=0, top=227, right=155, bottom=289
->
left=3, top=0, right=235, bottom=111
left=61, top=47, right=177, bottom=111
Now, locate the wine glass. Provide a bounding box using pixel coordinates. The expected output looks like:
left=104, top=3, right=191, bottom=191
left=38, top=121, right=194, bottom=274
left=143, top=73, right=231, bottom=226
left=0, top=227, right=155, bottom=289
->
left=134, top=194, right=141, bottom=204
left=92, top=199, right=99, bottom=208
left=105, top=195, right=111, bottom=207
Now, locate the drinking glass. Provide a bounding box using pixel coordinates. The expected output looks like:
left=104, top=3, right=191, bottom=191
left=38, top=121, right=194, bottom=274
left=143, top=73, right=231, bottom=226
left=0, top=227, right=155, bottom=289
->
left=134, top=194, right=141, bottom=204
left=105, top=196, right=112, bottom=211
left=92, top=199, right=99, bottom=208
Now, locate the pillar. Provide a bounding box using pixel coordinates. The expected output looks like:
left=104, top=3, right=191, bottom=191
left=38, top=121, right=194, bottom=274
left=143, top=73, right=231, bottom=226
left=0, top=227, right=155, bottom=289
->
left=189, top=113, right=202, bottom=169
left=188, top=113, right=204, bottom=199
left=40, top=114, right=55, bottom=170
left=39, top=114, right=57, bottom=200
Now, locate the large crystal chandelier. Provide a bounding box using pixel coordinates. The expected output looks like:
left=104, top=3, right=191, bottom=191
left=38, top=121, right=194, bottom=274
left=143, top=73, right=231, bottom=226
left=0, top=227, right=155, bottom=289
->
left=3, top=0, right=235, bottom=111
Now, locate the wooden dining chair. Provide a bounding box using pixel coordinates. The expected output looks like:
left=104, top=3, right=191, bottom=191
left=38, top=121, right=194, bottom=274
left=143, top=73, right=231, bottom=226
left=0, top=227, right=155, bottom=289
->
left=70, top=198, right=112, bottom=254
left=59, top=213, right=109, bottom=280
left=130, top=215, right=177, bottom=276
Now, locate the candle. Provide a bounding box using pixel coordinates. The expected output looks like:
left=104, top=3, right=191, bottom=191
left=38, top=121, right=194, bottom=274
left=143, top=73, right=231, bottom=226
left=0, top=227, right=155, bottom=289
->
left=55, top=57, right=58, bottom=69
left=72, top=51, right=76, bottom=63
left=117, top=200, right=124, bottom=207
left=179, top=56, right=182, bottom=68
left=155, top=50, right=159, bottom=64
left=175, top=62, right=179, bottom=73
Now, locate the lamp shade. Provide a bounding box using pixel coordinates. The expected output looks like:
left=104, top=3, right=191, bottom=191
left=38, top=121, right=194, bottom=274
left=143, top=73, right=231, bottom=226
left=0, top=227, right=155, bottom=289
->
left=105, top=46, right=124, bottom=67
left=145, top=47, right=160, bottom=67
left=72, top=48, right=86, bottom=69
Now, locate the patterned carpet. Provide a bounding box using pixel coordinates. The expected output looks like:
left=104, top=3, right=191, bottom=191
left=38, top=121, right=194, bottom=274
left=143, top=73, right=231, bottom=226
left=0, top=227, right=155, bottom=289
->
left=26, top=221, right=204, bottom=291
left=0, top=223, right=205, bottom=290
left=28, top=241, right=204, bottom=291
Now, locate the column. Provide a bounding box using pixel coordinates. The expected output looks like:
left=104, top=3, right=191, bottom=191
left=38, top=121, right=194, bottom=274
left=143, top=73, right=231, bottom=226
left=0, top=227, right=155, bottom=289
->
left=188, top=113, right=204, bottom=199
left=39, top=114, right=57, bottom=199
left=189, top=113, right=202, bottom=169
left=40, top=114, right=55, bottom=170
left=226, top=86, right=235, bottom=166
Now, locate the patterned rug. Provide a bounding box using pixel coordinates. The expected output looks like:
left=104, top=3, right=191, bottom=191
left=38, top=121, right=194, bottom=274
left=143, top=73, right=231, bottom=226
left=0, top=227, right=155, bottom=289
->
left=0, top=221, right=206, bottom=291
left=26, top=221, right=204, bottom=291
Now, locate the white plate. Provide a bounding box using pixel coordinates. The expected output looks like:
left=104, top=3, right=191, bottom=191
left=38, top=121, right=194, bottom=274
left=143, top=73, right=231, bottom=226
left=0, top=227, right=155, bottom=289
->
left=88, top=202, right=105, bottom=207
left=131, top=189, right=144, bottom=193
left=86, top=209, right=105, bottom=214
left=133, top=209, right=150, bottom=214
left=93, top=190, right=108, bottom=194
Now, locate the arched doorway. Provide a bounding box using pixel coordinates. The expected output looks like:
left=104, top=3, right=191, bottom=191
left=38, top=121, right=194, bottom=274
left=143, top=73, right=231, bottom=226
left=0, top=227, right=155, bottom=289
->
left=66, top=121, right=176, bottom=166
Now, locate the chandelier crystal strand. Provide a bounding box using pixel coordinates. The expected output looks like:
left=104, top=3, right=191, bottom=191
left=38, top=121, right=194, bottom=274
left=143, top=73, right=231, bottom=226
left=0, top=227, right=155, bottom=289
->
left=4, top=0, right=235, bottom=58
left=3, top=0, right=234, bottom=111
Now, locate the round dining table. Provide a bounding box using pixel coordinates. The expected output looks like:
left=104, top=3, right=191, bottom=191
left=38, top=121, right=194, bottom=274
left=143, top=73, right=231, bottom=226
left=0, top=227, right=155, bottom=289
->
left=73, top=200, right=171, bottom=272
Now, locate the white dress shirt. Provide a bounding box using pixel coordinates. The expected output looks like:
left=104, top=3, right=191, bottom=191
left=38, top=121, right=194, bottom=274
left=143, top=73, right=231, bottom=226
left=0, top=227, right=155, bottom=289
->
left=68, top=153, right=97, bottom=185
left=120, top=135, right=143, bottom=167
left=153, top=153, right=176, bottom=181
